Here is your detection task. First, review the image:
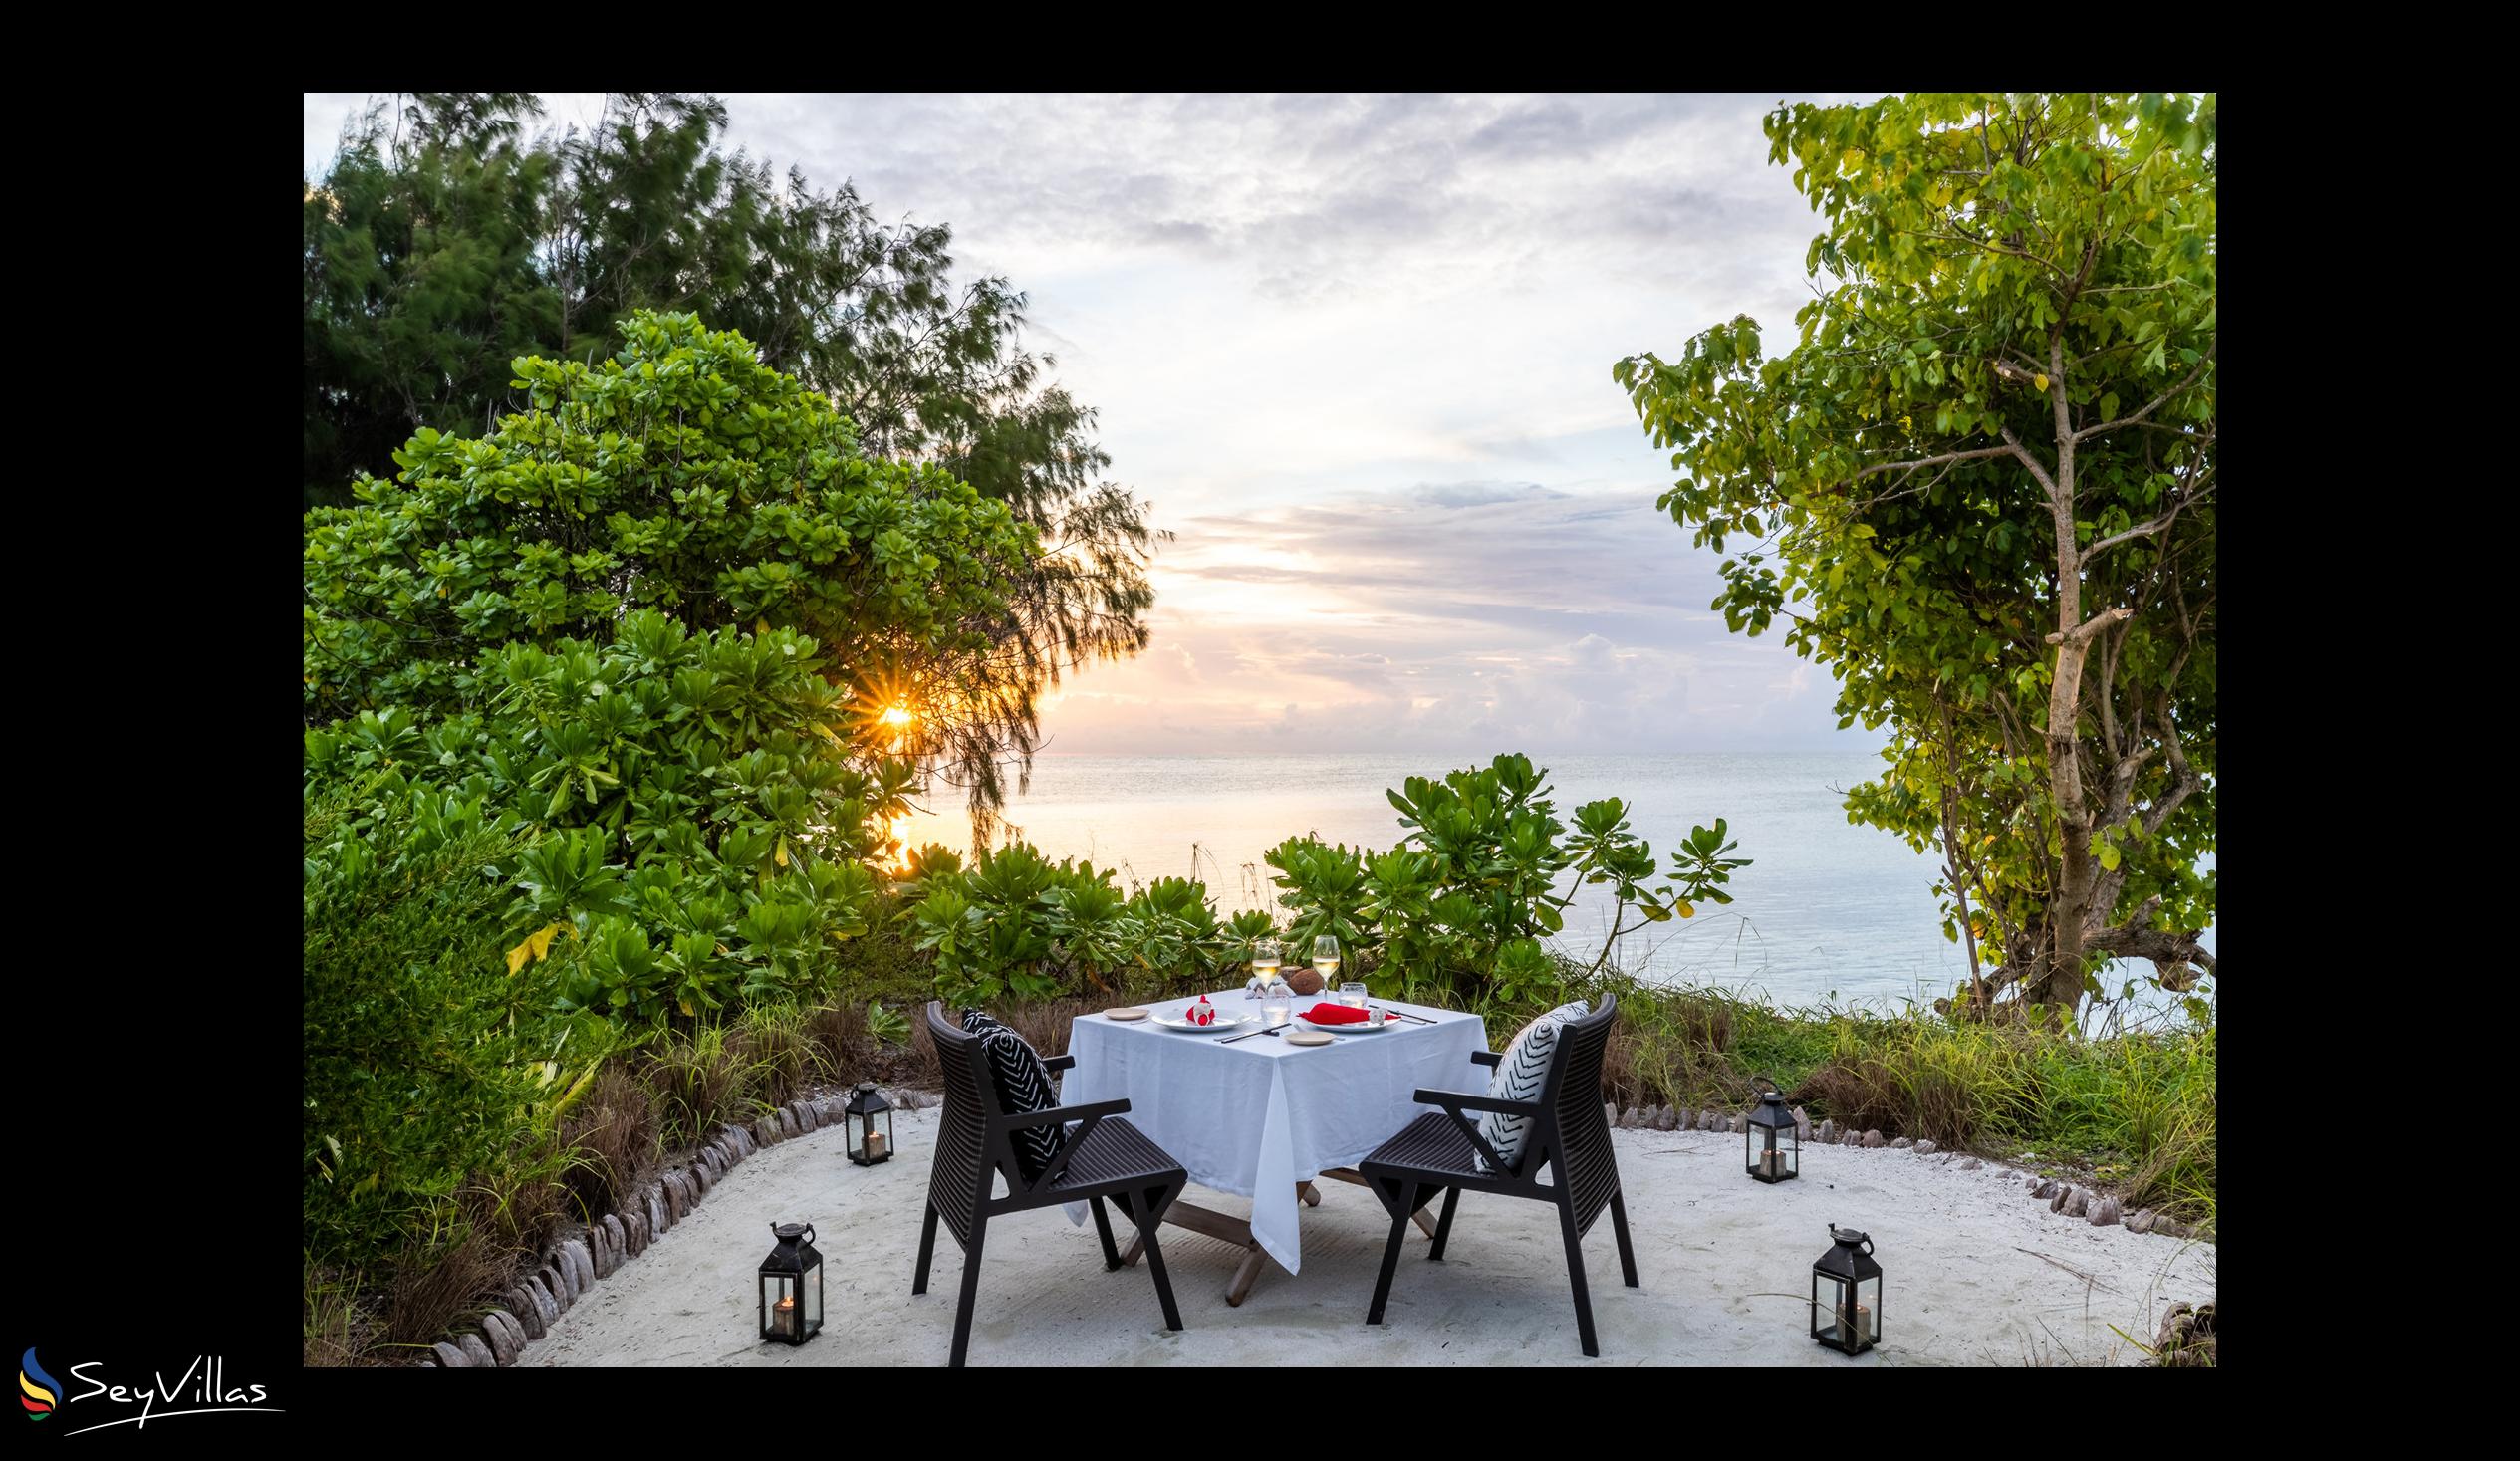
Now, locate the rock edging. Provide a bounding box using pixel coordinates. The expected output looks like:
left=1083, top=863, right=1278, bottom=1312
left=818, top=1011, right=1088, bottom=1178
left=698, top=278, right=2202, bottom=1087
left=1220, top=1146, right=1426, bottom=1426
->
left=423, top=1085, right=923, bottom=1366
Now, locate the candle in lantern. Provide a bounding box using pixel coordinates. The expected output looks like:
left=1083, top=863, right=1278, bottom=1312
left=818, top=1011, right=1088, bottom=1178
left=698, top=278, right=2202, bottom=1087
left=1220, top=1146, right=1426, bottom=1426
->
left=1835, top=1300, right=1872, bottom=1347
left=865, top=1129, right=887, bottom=1160
left=772, top=1293, right=798, bottom=1339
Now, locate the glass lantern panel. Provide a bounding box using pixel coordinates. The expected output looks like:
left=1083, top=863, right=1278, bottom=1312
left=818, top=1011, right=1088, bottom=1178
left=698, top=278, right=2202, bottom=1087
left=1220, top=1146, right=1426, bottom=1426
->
left=1862, top=1275, right=1883, bottom=1345
left=804, top=1267, right=824, bottom=1333
left=849, top=1118, right=867, bottom=1158
left=764, top=1273, right=800, bottom=1339
left=1812, top=1271, right=1848, bottom=1341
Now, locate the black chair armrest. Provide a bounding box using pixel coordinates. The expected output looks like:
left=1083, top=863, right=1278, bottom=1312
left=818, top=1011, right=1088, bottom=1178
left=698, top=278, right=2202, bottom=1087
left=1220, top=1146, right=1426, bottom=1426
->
left=1002, top=1098, right=1138, bottom=1197
left=1471, top=1050, right=1501, bottom=1068
left=1411, top=1087, right=1527, bottom=1173
left=1414, top=1087, right=1541, bottom=1118
left=990, top=1097, right=1130, bottom=1134
left=1044, top=1054, right=1077, bottom=1074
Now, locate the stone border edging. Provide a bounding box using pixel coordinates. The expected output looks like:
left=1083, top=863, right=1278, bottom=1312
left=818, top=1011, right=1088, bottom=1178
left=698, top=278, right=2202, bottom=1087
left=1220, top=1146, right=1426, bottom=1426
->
left=423, top=1084, right=938, bottom=1366
left=1603, top=1101, right=2211, bottom=1246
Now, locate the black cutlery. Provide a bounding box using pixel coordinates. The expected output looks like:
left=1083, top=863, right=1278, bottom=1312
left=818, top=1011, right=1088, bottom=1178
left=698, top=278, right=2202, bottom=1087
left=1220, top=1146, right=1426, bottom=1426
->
left=1375, top=1006, right=1438, bottom=1025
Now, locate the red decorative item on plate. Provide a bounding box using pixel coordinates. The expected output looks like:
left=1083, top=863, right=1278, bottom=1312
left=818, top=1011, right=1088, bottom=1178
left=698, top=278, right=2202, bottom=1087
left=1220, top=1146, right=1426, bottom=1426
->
left=1301, top=1003, right=1372, bottom=1026
left=1185, top=996, right=1216, bottom=1027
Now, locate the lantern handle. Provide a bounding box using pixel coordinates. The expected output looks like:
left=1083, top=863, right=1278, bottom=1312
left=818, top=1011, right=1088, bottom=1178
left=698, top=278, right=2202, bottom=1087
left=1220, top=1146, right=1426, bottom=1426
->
left=1829, top=1222, right=1875, bottom=1256
left=802, top=1223, right=816, bottom=1246
left=1751, top=1073, right=1779, bottom=1096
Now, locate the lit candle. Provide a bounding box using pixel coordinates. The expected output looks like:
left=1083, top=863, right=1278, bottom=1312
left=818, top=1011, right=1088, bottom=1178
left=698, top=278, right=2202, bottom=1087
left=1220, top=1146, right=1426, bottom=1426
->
left=1835, top=1300, right=1872, bottom=1348
left=865, top=1130, right=887, bottom=1160
left=773, top=1293, right=798, bottom=1339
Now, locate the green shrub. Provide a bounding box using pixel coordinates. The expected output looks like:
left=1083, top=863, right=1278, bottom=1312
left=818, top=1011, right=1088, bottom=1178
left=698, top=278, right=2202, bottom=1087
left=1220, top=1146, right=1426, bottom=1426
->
left=303, top=792, right=572, bottom=1272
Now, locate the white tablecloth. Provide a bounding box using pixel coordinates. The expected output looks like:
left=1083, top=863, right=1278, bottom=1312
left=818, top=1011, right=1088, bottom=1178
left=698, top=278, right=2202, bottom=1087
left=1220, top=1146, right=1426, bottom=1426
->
left=1060, top=990, right=1489, bottom=1274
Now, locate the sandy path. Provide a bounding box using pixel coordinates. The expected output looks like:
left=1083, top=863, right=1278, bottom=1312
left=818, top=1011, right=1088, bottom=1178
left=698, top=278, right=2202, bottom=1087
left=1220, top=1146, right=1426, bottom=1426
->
left=523, top=1107, right=2211, bottom=1367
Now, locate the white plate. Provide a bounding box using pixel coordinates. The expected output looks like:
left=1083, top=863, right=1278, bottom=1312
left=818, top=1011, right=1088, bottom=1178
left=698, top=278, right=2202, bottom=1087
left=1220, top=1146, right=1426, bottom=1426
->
left=1149, top=1010, right=1255, bottom=1033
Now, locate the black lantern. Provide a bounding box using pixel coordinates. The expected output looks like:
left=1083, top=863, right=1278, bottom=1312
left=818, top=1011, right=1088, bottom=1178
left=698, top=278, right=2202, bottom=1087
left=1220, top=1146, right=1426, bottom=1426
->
left=1745, top=1081, right=1799, bottom=1183
left=1810, top=1224, right=1884, bottom=1356
left=758, top=1222, right=825, bottom=1345
left=844, top=1082, right=893, bottom=1166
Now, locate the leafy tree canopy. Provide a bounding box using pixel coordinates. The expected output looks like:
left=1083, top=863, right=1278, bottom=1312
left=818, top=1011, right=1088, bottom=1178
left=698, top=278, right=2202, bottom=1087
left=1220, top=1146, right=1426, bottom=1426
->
left=307, top=313, right=1048, bottom=827
left=1616, top=93, right=2215, bottom=1021
left=305, top=94, right=1159, bottom=835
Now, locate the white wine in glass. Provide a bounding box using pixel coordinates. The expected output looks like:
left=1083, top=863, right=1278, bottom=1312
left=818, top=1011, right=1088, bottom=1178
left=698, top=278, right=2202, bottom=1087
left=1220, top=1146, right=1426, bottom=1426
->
left=1313, top=935, right=1341, bottom=981
left=1251, top=938, right=1284, bottom=979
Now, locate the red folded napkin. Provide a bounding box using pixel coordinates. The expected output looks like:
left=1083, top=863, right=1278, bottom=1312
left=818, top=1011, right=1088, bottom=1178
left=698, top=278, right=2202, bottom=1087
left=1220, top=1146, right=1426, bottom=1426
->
left=1301, top=1002, right=1375, bottom=1026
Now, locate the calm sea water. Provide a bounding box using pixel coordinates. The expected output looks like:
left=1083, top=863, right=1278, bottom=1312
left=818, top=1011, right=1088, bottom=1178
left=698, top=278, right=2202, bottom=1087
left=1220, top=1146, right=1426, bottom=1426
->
left=902, top=752, right=2214, bottom=1022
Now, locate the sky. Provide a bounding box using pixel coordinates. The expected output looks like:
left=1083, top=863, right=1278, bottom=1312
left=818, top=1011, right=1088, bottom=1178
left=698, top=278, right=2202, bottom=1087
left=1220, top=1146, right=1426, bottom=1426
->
left=303, top=92, right=1878, bottom=756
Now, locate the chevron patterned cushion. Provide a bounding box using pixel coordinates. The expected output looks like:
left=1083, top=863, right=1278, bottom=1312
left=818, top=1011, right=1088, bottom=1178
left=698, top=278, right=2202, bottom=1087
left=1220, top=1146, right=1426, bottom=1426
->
left=1475, top=999, right=1590, bottom=1173
left=960, top=1009, right=1065, bottom=1179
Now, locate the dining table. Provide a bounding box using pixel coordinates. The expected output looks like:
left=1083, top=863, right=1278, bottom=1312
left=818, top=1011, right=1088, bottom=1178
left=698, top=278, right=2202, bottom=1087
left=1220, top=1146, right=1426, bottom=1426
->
left=1059, top=989, right=1490, bottom=1305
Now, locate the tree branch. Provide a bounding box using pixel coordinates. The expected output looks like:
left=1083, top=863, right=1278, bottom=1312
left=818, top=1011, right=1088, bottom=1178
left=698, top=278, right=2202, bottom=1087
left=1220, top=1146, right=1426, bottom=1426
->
left=2070, top=339, right=2216, bottom=444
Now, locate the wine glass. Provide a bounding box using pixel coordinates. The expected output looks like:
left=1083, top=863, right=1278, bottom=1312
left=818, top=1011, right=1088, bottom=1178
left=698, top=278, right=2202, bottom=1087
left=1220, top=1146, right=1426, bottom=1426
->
left=1312, top=935, right=1341, bottom=985
left=1249, top=938, right=1283, bottom=999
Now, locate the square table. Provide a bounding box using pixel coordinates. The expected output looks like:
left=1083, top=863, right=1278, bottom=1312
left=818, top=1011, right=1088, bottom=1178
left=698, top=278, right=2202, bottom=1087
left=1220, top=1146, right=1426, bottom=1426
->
left=1060, top=989, right=1489, bottom=1305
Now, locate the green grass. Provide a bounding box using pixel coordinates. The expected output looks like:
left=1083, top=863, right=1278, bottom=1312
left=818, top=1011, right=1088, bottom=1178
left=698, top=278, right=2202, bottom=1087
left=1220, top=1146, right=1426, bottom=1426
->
left=1567, top=973, right=2215, bottom=1224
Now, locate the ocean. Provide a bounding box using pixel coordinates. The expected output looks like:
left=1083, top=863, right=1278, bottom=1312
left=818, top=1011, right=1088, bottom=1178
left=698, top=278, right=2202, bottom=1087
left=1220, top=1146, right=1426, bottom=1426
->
left=899, top=752, right=2214, bottom=1023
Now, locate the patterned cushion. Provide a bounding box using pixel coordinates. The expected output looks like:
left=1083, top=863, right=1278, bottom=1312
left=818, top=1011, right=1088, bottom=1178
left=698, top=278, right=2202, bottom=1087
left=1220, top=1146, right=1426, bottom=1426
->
left=959, top=1009, right=1064, bottom=1180
left=1475, top=999, right=1591, bottom=1173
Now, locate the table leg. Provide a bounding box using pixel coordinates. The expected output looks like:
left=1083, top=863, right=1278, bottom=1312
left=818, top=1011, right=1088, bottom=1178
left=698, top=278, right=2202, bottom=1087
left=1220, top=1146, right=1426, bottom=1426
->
left=1226, top=1244, right=1270, bottom=1306
left=1299, top=1180, right=1322, bottom=1207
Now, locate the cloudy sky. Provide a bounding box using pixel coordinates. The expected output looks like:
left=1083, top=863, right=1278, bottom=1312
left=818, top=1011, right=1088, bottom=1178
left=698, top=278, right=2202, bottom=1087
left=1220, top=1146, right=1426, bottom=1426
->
left=303, top=93, right=1876, bottom=756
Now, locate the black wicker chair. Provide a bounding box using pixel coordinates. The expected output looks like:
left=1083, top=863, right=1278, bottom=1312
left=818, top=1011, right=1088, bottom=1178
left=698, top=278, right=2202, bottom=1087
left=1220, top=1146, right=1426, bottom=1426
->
left=913, top=1001, right=1190, bottom=1367
left=1356, top=995, right=1638, bottom=1356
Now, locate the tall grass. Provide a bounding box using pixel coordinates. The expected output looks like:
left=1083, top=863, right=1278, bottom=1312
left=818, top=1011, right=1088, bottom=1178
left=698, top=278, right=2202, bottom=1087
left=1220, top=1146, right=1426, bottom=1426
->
left=1566, top=974, right=2214, bottom=1222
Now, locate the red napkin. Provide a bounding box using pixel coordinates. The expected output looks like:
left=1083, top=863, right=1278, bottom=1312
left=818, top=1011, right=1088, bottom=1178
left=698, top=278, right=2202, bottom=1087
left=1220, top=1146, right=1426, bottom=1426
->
left=1301, top=1002, right=1374, bottom=1026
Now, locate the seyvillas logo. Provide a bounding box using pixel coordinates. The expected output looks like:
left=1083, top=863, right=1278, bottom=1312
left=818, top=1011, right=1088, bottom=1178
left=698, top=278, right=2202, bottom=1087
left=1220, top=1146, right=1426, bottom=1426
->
left=19, top=1351, right=281, bottom=1436
left=20, top=1348, right=59, bottom=1420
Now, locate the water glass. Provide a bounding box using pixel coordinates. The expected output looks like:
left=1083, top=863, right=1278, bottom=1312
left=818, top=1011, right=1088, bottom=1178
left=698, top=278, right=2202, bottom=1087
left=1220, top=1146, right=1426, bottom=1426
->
left=1339, top=981, right=1369, bottom=1010
left=1261, top=977, right=1292, bottom=1028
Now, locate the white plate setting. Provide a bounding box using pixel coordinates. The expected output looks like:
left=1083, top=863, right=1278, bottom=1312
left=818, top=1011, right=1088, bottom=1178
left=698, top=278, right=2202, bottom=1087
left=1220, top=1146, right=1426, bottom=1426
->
left=1148, top=1009, right=1256, bottom=1033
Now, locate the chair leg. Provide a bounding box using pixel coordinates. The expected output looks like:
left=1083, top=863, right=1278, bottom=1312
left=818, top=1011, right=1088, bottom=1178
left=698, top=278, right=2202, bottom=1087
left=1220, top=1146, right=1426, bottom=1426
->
left=1610, top=1189, right=1639, bottom=1289
left=1428, top=1186, right=1461, bottom=1261
left=949, top=1218, right=987, bottom=1368
left=1134, top=1182, right=1184, bottom=1332
left=1090, top=1195, right=1123, bottom=1271
left=912, top=1202, right=940, bottom=1295
left=1557, top=1198, right=1599, bottom=1358
left=1367, top=1181, right=1416, bottom=1325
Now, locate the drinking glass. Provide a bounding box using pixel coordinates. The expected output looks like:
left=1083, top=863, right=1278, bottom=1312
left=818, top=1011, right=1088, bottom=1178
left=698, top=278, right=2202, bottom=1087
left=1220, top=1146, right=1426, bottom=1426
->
left=1313, top=935, right=1341, bottom=983
left=1249, top=938, right=1283, bottom=999
left=1261, top=977, right=1292, bottom=1028
left=1339, top=981, right=1369, bottom=1010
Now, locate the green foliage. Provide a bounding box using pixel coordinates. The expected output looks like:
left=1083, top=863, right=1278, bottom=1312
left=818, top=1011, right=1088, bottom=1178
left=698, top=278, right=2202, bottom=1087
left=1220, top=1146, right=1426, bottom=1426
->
left=304, top=312, right=1038, bottom=743
left=304, top=94, right=1161, bottom=839
left=909, top=848, right=1256, bottom=1006
left=306, top=606, right=900, bottom=1032
left=1615, top=94, right=2216, bottom=1017
left=303, top=790, right=584, bottom=1271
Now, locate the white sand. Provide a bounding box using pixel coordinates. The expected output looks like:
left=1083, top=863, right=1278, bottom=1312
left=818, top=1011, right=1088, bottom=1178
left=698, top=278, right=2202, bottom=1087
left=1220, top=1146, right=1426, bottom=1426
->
left=522, top=1108, right=2211, bottom=1367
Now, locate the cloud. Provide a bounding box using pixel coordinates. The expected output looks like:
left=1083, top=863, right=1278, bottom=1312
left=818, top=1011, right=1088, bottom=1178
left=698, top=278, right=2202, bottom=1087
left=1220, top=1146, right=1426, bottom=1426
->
left=301, top=91, right=1883, bottom=754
